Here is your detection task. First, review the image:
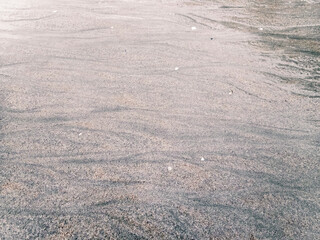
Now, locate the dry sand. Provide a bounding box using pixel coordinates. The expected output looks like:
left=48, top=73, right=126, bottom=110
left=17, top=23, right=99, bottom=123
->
left=0, top=0, right=319, bottom=239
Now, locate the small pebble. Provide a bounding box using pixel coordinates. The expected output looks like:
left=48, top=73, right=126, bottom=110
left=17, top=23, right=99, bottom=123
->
left=201, top=157, right=205, bottom=161
left=259, top=27, right=263, bottom=31
left=79, top=133, right=83, bottom=136
left=168, top=166, right=173, bottom=171
left=174, top=67, right=179, bottom=71
left=229, top=90, right=233, bottom=95
left=191, top=26, right=197, bottom=30
left=111, top=26, right=114, bottom=29
left=52, top=10, right=57, bottom=13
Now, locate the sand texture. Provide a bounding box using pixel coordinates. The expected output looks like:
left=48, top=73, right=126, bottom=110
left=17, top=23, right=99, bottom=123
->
left=0, top=0, right=319, bottom=239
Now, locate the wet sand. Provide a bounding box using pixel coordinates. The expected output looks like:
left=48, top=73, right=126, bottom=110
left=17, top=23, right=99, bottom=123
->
left=0, top=0, right=319, bottom=239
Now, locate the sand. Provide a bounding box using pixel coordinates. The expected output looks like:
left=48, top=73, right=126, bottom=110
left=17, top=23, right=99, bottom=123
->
left=0, top=0, right=319, bottom=239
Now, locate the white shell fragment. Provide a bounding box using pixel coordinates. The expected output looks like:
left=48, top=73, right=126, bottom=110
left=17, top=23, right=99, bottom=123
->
left=191, top=26, right=197, bottom=30
left=79, top=133, right=83, bottom=136
left=168, top=166, right=173, bottom=171
left=201, top=157, right=205, bottom=161
left=174, top=67, right=179, bottom=71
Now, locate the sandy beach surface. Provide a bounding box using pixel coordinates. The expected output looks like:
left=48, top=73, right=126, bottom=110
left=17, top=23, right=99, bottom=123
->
left=0, top=0, right=319, bottom=239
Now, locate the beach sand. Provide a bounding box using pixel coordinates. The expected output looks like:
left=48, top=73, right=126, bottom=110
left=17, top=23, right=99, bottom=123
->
left=0, top=0, right=319, bottom=239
